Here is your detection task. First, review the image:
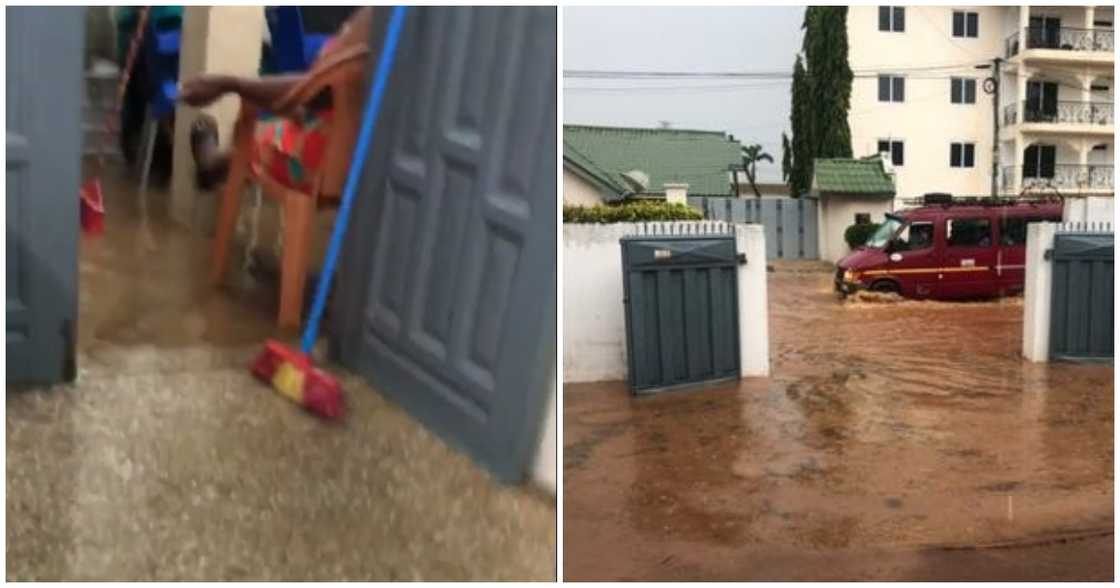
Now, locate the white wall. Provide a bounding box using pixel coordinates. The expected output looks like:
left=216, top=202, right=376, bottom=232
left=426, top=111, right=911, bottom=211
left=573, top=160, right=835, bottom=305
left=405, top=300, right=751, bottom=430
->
left=563, top=223, right=632, bottom=383
left=563, top=168, right=609, bottom=206
left=1063, top=196, right=1115, bottom=224
left=817, top=195, right=894, bottom=263
left=847, top=6, right=1007, bottom=203
left=563, top=222, right=770, bottom=383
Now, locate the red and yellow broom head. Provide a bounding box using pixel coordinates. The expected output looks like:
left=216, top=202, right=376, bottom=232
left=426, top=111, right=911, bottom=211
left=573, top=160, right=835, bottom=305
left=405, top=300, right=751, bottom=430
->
left=251, top=340, right=343, bottom=419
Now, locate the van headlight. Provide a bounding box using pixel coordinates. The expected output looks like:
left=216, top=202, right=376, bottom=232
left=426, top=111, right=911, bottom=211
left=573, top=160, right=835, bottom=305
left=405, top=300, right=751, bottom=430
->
left=843, top=269, right=859, bottom=282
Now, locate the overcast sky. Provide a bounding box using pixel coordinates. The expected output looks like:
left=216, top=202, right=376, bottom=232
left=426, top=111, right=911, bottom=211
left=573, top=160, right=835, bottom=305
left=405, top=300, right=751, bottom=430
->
left=563, top=6, right=805, bottom=183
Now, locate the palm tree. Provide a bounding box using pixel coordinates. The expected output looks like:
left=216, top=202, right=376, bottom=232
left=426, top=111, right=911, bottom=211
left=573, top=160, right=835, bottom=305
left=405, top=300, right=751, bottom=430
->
left=740, top=143, right=774, bottom=198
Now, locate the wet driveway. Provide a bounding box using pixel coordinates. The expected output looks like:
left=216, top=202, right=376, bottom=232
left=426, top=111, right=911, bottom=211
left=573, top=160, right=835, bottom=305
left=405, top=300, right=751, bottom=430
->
left=564, top=261, right=1112, bottom=581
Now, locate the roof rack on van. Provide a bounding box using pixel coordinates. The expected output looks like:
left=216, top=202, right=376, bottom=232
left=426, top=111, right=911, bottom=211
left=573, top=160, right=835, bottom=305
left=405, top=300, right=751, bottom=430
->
left=902, top=193, right=1063, bottom=207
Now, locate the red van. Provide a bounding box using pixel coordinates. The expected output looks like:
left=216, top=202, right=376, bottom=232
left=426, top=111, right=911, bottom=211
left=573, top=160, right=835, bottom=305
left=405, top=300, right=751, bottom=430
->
left=835, top=194, right=1062, bottom=300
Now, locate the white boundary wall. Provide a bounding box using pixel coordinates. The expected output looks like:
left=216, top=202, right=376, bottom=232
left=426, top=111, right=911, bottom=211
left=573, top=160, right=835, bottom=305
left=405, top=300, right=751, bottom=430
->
left=563, top=222, right=770, bottom=383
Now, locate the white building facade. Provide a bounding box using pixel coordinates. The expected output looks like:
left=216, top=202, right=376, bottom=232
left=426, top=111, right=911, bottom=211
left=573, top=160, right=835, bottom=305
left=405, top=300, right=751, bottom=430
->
left=847, top=6, right=1114, bottom=207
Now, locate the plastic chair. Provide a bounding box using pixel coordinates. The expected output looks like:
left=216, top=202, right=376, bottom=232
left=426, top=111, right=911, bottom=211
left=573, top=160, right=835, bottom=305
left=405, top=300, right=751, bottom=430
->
left=209, top=43, right=371, bottom=328
left=263, top=7, right=331, bottom=74
left=137, top=13, right=181, bottom=199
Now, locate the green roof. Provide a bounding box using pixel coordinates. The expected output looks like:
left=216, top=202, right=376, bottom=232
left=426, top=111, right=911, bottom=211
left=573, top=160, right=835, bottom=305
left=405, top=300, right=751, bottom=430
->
left=563, top=125, right=742, bottom=197
left=812, top=157, right=896, bottom=196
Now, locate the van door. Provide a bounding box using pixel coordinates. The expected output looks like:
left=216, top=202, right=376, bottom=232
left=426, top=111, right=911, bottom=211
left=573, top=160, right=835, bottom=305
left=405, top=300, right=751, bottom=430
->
left=940, top=214, right=998, bottom=298
left=996, top=215, right=1032, bottom=294
left=884, top=219, right=940, bottom=298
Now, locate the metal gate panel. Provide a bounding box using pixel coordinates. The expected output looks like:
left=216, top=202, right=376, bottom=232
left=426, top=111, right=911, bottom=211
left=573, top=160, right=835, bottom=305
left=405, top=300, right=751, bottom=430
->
left=7, top=8, right=84, bottom=383
left=1049, top=232, right=1114, bottom=360
left=332, top=7, right=556, bottom=482
left=621, top=234, right=740, bottom=394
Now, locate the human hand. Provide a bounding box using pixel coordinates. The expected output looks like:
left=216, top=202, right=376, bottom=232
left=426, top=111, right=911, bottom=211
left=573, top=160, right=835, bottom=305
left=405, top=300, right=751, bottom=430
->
left=179, top=74, right=231, bottom=107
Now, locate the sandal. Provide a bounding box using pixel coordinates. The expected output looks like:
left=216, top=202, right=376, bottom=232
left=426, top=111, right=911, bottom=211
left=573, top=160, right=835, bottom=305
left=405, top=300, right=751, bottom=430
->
left=190, top=114, right=225, bottom=190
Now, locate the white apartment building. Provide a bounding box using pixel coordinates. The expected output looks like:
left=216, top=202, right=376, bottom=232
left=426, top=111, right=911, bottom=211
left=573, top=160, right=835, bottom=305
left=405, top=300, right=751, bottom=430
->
left=847, top=5, right=1114, bottom=206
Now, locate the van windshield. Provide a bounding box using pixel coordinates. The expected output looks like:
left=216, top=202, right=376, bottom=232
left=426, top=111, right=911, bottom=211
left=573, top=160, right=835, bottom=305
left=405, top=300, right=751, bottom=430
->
left=866, top=218, right=901, bottom=248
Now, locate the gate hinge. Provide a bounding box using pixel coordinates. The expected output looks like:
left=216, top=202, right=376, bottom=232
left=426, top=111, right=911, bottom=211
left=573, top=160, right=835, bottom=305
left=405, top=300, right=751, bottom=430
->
left=737, top=253, right=748, bottom=265
left=1043, top=248, right=1053, bottom=261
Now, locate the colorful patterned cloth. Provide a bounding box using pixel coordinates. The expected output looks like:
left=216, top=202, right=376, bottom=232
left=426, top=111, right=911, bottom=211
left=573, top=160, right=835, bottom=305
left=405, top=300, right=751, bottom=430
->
left=251, top=36, right=340, bottom=192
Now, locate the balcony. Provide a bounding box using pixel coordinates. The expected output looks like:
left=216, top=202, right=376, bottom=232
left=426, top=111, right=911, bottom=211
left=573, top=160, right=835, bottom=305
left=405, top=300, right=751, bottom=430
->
left=1002, top=164, right=1114, bottom=193
left=1004, top=100, right=1114, bottom=128
left=1005, top=27, right=1115, bottom=59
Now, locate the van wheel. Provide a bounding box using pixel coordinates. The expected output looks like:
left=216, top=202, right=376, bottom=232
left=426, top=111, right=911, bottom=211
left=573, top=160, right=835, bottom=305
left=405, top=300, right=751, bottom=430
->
left=870, top=280, right=899, bottom=295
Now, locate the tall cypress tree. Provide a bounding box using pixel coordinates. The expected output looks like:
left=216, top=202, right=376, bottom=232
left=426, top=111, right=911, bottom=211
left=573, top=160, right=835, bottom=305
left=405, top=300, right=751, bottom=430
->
left=788, top=55, right=812, bottom=197
left=787, top=6, right=853, bottom=196
left=803, top=6, right=853, bottom=159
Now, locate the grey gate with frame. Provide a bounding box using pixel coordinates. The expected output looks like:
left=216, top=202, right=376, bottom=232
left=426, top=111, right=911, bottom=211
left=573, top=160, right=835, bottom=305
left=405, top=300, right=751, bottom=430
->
left=332, top=7, right=556, bottom=483
left=621, top=227, right=741, bottom=394
left=1049, top=229, right=1114, bottom=361
left=7, top=7, right=85, bottom=383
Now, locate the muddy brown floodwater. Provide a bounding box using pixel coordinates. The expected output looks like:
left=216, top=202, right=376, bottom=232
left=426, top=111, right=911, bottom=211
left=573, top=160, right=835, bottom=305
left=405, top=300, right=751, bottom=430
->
left=564, top=261, right=1113, bottom=581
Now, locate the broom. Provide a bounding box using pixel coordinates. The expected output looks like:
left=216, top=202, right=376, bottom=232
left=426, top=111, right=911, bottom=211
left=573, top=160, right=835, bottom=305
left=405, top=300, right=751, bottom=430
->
left=80, top=6, right=151, bottom=235
left=249, top=5, right=408, bottom=419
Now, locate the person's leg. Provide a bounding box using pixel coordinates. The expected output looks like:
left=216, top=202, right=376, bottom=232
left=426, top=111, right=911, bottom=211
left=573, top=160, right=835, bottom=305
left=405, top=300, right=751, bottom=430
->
left=189, top=113, right=231, bottom=190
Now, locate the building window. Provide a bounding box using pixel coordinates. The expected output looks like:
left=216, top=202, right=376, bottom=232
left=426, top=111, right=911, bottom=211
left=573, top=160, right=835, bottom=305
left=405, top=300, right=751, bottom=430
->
left=878, top=75, right=905, bottom=102
left=946, top=218, right=992, bottom=248
left=879, top=6, right=905, bottom=32
left=878, top=139, right=904, bottom=166
left=952, top=11, right=979, bottom=38
left=1023, top=144, right=1056, bottom=179
left=950, top=142, right=976, bottom=168
left=1093, top=19, right=1112, bottom=28
left=855, top=213, right=872, bottom=225
left=950, top=78, right=977, bottom=104
left=1092, top=143, right=1109, bottom=151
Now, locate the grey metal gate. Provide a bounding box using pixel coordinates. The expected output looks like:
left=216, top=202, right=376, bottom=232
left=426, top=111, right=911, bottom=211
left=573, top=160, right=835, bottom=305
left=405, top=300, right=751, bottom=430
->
left=689, top=196, right=819, bottom=260
left=7, top=7, right=85, bottom=383
left=621, top=229, right=741, bottom=394
left=1049, top=230, right=1114, bottom=361
left=332, top=7, right=556, bottom=482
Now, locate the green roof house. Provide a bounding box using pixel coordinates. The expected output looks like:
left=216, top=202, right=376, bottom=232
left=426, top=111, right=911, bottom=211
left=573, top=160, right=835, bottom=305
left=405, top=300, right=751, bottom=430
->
left=812, top=154, right=898, bottom=262
left=562, top=125, right=744, bottom=205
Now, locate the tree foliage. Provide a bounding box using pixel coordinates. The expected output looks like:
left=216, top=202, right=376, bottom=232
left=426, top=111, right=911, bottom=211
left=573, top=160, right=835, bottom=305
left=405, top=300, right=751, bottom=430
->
left=788, top=7, right=853, bottom=196
left=740, top=144, right=774, bottom=198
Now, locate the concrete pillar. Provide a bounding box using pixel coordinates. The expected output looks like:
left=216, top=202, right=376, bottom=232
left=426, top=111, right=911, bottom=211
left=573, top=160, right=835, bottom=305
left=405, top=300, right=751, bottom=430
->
left=1019, top=5, right=1030, bottom=33
left=1015, top=66, right=1027, bottom=124
left=664, top=183, right=689, bottom=205
left=736, top=224, right=770, bottom=377
left=170, top=6, right=265, bottom=230
left=1086, top=6, right=1095, bottom=30
left=1023, top=221, right=1057, bottom=362
left=1013, top=134, right=1023, bottom=193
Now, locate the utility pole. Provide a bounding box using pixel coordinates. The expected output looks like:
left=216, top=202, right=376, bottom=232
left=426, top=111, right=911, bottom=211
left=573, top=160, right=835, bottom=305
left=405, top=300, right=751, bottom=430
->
left=977, top=58, right=1003, bottom=198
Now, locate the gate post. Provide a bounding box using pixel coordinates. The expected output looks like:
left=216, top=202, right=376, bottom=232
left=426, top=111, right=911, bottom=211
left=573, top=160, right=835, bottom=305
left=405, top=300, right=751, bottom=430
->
left=736, top=224, right=770, bottom=376
left=1023, top=221, right=1058, bottom=362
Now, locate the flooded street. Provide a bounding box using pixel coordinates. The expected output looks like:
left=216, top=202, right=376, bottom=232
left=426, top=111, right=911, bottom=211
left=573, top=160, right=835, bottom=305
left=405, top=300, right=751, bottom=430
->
left=564, top=261, right=1113, bottom=581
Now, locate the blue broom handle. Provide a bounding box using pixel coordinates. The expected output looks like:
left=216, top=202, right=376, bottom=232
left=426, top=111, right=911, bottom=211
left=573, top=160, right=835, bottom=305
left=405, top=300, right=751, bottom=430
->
left=301, top=5, right=408, bottom=354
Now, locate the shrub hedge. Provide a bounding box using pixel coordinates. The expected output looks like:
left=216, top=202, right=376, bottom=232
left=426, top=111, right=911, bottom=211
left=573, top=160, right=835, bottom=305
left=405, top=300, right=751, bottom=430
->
left=844, top=222, right=881, bottom=250
left=563, top=201, right=703, bottom=224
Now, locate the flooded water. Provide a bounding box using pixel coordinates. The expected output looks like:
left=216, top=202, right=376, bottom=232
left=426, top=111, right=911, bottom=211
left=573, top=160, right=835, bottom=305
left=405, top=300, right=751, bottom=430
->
left=77, top=162, right=284, bottom=357
left=564, top=261, right=1113, bottom=581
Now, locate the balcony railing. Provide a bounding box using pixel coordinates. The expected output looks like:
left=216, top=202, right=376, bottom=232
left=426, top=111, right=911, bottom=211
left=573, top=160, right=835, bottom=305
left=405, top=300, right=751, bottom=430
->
left=1005, top=27, right=1115, bottom=59
left=1008, top=164, right=1115, bottom=192
left=1019, top=100, right=1114, bottom=126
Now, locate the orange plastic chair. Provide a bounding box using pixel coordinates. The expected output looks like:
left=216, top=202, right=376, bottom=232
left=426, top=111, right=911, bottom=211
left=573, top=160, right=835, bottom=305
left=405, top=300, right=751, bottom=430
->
left=209, top=43, right=370, bottom=328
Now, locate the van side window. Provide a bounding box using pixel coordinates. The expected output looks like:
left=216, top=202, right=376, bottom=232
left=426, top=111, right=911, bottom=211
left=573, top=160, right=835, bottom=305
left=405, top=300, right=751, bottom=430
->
left=946, top=218, right=991, bottom=248
left=896, top=221, right=934, bottom=251
left=999, top=217, right=1035, bottom=246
